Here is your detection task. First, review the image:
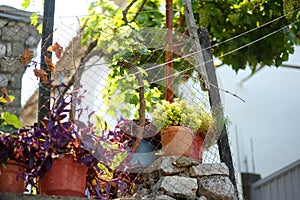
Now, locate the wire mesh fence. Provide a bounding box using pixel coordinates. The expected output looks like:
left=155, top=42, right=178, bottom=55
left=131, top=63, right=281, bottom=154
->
left=0, top=3, right=242, bottom=200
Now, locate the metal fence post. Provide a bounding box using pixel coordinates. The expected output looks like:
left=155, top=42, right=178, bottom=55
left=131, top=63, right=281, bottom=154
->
left=38, top=0, right=55, bottom=125
left=200, top=27, right=240, bottom=199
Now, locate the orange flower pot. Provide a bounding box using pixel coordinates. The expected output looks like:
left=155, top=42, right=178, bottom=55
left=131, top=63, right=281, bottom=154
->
left=161, top=126, right=194, bottom=157
left=39, top=155, right=88, bottom=197
left=0, top=160, right=27, bottom=193
left=189, top=134, right=204, bottom=162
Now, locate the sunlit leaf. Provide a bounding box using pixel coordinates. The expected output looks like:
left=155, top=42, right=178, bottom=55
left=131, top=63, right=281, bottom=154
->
left=2, top=111, right=21, bottom=128
left=21, top=0, right=30, bottom=9
left=30, top=13, right=39, bottom=26
left=0, top=95, right=14, bottom=103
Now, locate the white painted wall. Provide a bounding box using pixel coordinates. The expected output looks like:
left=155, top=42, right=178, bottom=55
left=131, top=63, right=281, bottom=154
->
left=217, top=46, right=300, bottom=177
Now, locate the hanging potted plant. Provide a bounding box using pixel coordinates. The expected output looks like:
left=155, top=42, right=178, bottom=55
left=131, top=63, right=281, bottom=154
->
left=151, top=98, right=213, bottom=159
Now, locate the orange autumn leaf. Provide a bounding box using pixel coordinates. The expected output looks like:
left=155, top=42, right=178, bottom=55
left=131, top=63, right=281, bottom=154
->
left=47, top=42, right=63, bottom=59
left=20, top=49, right=34, bottom=65
left=72, top=141, right=80, bottom=148
left=1, top=87, right=11, bottom=103
left=44, top=56, right=56, bottom=72
left=33, top=69, right=48, bottom=83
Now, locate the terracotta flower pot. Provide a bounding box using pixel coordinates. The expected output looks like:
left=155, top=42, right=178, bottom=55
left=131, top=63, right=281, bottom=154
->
left=189, top=134, right=204, bottom=162
left=0, top=160, right=27, bottom=193
left=160, top=126, right=194, bottom=157
left=39, top=155, right=88, bottom=197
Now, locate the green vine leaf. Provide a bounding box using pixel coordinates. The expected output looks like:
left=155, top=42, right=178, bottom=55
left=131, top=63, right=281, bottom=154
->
left=3, top=112, right=21, bottom=128
left=21, top=0, right=31, bottom=9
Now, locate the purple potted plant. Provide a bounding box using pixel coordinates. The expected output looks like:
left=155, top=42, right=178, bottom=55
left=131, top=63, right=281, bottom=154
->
left=0, top=111, right=39, bottom=193
left=23, top=83, right=138, bottom=199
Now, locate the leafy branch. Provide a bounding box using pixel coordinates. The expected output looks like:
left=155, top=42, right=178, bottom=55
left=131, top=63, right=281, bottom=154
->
left=117, top=60, right=145, bottom=152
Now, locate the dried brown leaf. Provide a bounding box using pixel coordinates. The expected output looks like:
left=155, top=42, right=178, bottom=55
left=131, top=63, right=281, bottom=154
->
left=47, top=42, right=63, bottom=59
left=33, top=69, right=48, bottom=83
left=1, top=87, right=11, bottom=103
left=20, top=49, right=34, bottom=65
left=44, top=56, right=56, bottom=72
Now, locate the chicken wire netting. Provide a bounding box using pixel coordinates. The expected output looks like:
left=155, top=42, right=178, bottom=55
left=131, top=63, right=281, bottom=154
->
left=0, top=6, right=242, bottom=200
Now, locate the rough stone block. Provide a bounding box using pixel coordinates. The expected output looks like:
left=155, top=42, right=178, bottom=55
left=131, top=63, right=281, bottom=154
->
left=144, top=156, right=185, bottom=175
left=3, top=22, right=29, bottom=42
left=12, top=42, right=25, bottom=57
left=25, top=35, right=39, bottom=49
left=7, top=21, right=17, bottom=27
left=0, top=19, right=8, bottom=28
left=0, top=58, right=20, bottom=73
left=28, top=25, right=40, bottom=39
left=8, top=70, right=26, bottom=88
left=2, top=26, right=16, bottom=41
left=141, top=194, right=176, bottom=200
left=172, top=157, right=200, bottom=168
left=6, top=106, right=21, bottom=117
left=0, top=74, right=9, bottom=87
left=155, top=194, right=176, bottom=200
left=0, top=43, right=6, bottom=57
left=198, top=175, right=235, bottom=200
left=19, top=22, right=29, bottom=33
left=154, top=176, right=198, bottom=199
left=190, top=163, right=229, bottom=177
left=6, top=42, right=12, bottom=57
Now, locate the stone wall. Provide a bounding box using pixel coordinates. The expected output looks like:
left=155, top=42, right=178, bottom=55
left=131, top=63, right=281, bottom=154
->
left=0, top=156, right=237, bottom=199
left=133, top=156, right=236, bottom=200
left=0, top=6, right=41, bottom=117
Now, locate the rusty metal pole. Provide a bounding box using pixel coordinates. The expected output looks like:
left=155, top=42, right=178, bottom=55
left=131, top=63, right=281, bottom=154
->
left=166, top=0, right=174, bottom=103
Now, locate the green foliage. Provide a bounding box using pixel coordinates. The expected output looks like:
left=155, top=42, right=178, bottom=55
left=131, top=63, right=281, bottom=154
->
left=0, top=112, right=22, bottom=132
left=21, top=0, right=43, bottom=33
left=82, top=0, right=125, bottom=45
left=101, top=65, right=162, bottom=118
left=82, top=0, right=169, bottom=117
left=283, top=0, right=300, bottom=19
left=196, top=0, right=299, bottom=72
left=134, top=0, right=165, bottom=27
left=30, top=12, right=39, bottom=26
left=81, top=0, right=300, bottom=117
left=151, top=98, right=213, bottom=135
left=21, top=0, right=31, bottom=9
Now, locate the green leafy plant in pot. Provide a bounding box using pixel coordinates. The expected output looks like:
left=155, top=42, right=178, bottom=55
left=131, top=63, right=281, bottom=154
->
left=151, top=98, right=213, bottom=159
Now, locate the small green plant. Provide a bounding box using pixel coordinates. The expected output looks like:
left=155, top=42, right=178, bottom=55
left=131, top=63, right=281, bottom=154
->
left=0, top=111, right=22, bottom=132
left=151, top=98, right=213, bottom=136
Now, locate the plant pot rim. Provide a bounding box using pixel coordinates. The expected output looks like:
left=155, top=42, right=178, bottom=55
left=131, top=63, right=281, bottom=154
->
left=161, top=126, right=194, bottom=132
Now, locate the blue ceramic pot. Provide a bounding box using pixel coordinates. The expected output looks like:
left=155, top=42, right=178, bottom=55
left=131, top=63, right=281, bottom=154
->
left=130, top=139, right=156, bottom=167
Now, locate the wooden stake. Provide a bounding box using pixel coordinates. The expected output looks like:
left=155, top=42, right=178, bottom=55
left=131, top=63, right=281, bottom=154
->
left=166, top=0, right=174, bottom=103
